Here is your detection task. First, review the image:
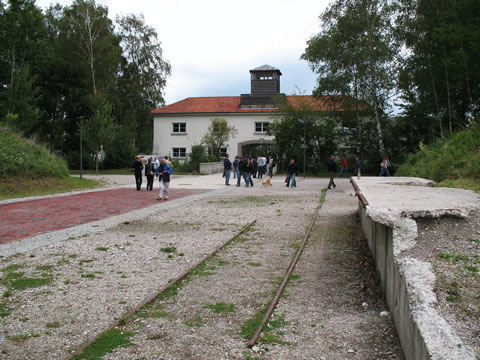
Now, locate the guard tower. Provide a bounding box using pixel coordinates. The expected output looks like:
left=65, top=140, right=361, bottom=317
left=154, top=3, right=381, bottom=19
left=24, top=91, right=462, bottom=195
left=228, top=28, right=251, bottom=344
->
left=240, top=65, right=285, bottom=109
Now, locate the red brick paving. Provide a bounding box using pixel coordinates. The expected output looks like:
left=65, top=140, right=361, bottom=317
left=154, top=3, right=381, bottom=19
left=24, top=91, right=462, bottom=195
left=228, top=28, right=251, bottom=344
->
left=0, top=188, right=208, bottom=244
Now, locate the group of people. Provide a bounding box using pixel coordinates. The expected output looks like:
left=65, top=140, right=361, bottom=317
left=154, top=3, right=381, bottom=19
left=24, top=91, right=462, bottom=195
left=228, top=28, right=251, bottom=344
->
left=223, top=154, right=277, bottom=187
left=132, top=155, right=173, bottom=200
left=327, top=154, right=392, bottom=189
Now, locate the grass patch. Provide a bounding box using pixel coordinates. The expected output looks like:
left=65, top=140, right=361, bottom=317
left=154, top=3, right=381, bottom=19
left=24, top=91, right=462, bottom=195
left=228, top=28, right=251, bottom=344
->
left=7, top=333, right=40, bottom=344
left=0, top=176, right=100, bottom=201
left=81, top=273, right=96, bottom=279
left=289, top=273, right=301, bottom=281
left=1, top=264, right=24, bottom=272
left=36, top=265, right=54, bottom=271
left=72, top=329, right=133, bottom=360
left=247, top=262, right=262, bottom=267
left=4, top=276, right=51, bottom=290
left=46, top=321, right=61, bottom=328
left=0, top=301, right=11, bottom=317
left=95, top=247, right=108, bottom=252
left=436, top=178, right=480, bottom=194
left=241, top=303, right=271, bottom=339
left=184, top=315, right=203, bottom=328
left=160, top=245, right=177, bottom=254
left=205, top=302, right=236, bottom=314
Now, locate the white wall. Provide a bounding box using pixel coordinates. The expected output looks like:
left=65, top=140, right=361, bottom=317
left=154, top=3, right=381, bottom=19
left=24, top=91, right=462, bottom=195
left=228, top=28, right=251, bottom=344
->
left=153, top=112, right=276, bottom=159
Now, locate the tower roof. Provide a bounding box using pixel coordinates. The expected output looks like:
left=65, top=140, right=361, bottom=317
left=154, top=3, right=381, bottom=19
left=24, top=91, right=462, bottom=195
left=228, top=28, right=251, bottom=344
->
left=250, top=65, right=282, bottom=75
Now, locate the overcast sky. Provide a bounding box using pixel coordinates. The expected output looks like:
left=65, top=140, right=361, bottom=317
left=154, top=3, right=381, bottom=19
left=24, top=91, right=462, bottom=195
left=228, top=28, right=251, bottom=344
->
left=35, top=0, right=330, bottom=106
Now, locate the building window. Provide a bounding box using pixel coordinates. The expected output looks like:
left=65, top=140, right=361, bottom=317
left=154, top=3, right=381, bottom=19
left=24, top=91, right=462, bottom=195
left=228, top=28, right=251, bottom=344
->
left=172, top=147, right=186, bottom=158
left=220, top=148, right=227, bottom=158
left=255, top=122, right=269, bottom=133
left=172, top=122, right=186, bottom=133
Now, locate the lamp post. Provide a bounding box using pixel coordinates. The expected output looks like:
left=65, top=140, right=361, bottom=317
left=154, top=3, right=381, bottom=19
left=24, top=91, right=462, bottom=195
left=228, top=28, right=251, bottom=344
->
left=298, top=119, right=306, bottom=178
left=80, top=117, right=83, bottom=180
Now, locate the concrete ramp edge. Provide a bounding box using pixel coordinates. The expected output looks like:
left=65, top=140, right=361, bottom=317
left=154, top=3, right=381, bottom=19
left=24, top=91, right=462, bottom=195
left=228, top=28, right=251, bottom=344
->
left=352, top=177, right=476, bottom=360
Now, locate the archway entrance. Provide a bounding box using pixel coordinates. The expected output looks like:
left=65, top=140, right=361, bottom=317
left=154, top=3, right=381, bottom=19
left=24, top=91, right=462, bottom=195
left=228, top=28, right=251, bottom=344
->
left=237, top=139, right=275, bottom=158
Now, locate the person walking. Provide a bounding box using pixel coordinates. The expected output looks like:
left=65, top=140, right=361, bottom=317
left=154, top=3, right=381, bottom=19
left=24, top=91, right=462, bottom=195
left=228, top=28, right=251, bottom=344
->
left=354, top=156, right=362, bottom=179
left=133, top=156, right=143, bottom=191
left=245, top=157, right=254, bottom=187
left=338, top=155, right=349, bottom=177
left=379, top=156, right=391, bottom=177
left=268, top=155, right=275, bottom=178
left=156, top=158, right=173, bottom=200
left=287, top=159, right=298, bottom=189
left=237, top=156, right=246, bottom=187
left=223, top=154, right=232, bottom=186
left=145, top=157, right=155, bottom=191
left=256, top=155, right=265, bottom=179
left=251, top=156, right=258, bottom=178
left=233, top=156, right=239, bottom=179
left=327, top=156, right=337, bottom=189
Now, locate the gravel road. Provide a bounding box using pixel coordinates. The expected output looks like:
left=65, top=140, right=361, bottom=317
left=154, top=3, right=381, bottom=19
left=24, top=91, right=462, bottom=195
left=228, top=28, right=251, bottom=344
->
left=0, top=176, right=403, bottom=359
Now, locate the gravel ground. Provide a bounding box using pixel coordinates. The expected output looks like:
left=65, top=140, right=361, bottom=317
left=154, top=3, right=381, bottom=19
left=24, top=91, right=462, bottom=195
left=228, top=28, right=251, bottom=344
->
left=0, top=177, right=403, bottom=359
left=411, top=211, right=480, bottom=355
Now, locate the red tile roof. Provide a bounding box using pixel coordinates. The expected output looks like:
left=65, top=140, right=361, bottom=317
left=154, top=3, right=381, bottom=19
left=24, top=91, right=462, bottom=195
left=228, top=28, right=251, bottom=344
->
left=151, top=96, right=346, bottom=115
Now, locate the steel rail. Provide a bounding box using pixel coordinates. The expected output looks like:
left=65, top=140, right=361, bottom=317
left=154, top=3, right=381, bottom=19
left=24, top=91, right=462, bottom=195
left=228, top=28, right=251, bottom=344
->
left=247, top=191, right=326, bottom=348
left=70, top=219, right=257, bottom=359
left=350, top=177, right=369, bottom=207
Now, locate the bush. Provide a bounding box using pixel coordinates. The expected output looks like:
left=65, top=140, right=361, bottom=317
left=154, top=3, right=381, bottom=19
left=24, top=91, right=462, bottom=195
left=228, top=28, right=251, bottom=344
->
left=0, top=127, right=69, bottom=178
left=396, top=122, right=480, bottom=182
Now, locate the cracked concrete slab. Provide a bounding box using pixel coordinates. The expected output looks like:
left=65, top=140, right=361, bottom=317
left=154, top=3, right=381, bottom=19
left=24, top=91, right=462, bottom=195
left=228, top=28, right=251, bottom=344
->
left=351, top=176, right=479, bottom=360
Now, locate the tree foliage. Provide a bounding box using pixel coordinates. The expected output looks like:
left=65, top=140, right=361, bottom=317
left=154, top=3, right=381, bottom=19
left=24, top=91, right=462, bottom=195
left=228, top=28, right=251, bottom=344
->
left=201, top=118, right=237, bottom=161
left=0, top=0, right=170, bottom=170
left=302, top=0, right=399, bottom=156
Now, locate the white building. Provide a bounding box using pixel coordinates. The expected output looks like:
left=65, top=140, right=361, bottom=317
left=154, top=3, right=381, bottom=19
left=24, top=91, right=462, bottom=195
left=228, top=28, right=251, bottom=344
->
left=151, top=65, right=332, bottom=160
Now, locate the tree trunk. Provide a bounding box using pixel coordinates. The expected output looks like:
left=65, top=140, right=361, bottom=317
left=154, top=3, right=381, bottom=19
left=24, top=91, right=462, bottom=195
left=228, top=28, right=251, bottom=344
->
left=428, top=58, right=444, bottom=139
left=95, top=151, right=99, bottom=176
left=443, top=60, right=453, bottom=134
left=374, top=100, right=385, bottom=155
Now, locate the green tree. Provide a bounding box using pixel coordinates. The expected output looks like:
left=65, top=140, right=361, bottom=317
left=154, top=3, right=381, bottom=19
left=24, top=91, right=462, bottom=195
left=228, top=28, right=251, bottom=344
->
left=396, top=0, right=480, bottom=142
left=83, top=92, right=116, bottom=174
left=57, top=0, right=121, bottom=170
left=0, top=0, right=45, bottom=136
left=269, top=95, right=342, bottom=173
left=201, top=118, right=237, bottom=161
left=115, top=13, right=171, bottom=153
left=302, top=0, right=399, bottom=156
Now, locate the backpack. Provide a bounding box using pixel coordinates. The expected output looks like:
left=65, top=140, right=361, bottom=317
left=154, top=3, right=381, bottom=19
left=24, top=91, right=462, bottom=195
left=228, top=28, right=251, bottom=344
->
left=272, top=160, right=276, bottom=168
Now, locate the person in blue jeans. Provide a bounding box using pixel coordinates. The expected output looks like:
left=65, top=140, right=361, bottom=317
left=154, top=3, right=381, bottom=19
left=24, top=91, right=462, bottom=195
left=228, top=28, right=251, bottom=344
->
left=245, top=157, right=254, bottom=187
left=287, top=159, right=297, bottom=188
left=379, top=156, right=391, bottom=176
left=233, top=156, right=239, bottom=179
left=223, top=154, right=232, bottom=185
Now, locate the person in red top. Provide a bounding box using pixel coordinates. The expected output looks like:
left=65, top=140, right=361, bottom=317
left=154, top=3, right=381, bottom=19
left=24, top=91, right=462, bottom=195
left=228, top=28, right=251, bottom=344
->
left=338, top=155, right=349, bottom=177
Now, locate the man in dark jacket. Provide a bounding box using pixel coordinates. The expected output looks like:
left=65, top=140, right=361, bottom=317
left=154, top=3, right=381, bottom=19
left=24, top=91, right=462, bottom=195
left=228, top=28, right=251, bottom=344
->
left=327, top=156, right=337, bottom=189
left=237, top=157, right=246, bottom=187
left=145, top=157, right=155, bottom=191
left=223, top=154, right=232, bottom=186
left=286, top=159, right=298, bottom=188
left=133, top=156, right=143, bottom=191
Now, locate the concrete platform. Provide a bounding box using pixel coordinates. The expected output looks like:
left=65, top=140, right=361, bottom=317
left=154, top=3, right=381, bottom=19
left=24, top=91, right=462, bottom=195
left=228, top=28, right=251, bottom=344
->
left=351, top=176, right=480, bottom=360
